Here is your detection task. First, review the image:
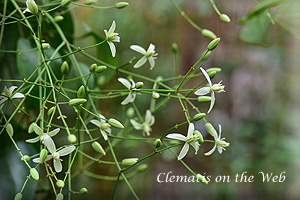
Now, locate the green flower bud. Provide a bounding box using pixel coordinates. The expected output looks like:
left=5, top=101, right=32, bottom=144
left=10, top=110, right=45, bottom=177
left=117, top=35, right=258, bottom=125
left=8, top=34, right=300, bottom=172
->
left=137, top=164, right=148, bottom=173
left=28, top=123, right=34, bottom=134
left=92, top=141, right=106, bottom=155
left=61, top=0, right=72, bottom=6
left=121, top=158, right=138, bottom=166
left=61, top=61, right=69, bottom=75
left=201, top=29, right=217, bottom=40
left=197, top=96, right=211, bottom=102
left=100, top=123, right=110, bottom=130
left=14, top=193, right=22, bottom=200
left=192, top=113, right=206, bottom=121
left=77, top=85, right=85, bottom=98
left=207, top=71, right=216, bottom=79
left=97, top=76, right=106, bottom=86
left=201, top=51, right=211, bottom=60
left=205, top=123, right=214, bottom=137
left=54, top=15, right=64, bottom=22
left=108, top=118, right=124, bottom=129
left=220, top=14, right=231, bottom=23
left=68, top=134, right=77, bottom=143
left=135, top=82, right=144, bottom=89
left=42, top=43, right=50, bottom=49
left=156, top=76, right=163, bottom=82
left=115, top=2, right=129, bottom=9
left=56, top=180, right=65, bottom=188
left=48, top=106, right=55, bottom=116
left=56, top=193, right=64, bottom=200
left=26, top=0, right=38, bottom=15
left=95, top=65, right=107, bottom=73
left=6, top=123, right=13, bottom=137
left=196, top=174, right=208, bottom=184
left=206, top=67, right=221, bottom=74
left=126, top=107, right=135, bottom=118
left=89, top=63, right=97, bottom=72
left=79, top=187, right=88, bottom=194
left=153, top=139, right=162, bottom=148
left=152, top=92, right=160, bottom=99
left=21, top=155, right=30, bottom=162
left=30, top=168, right=39, bottom=180
left=39, top=149, right=48, bottom=163
left=207, top=38, right=220, bottom=51
left=172, top=43, right=178, bottom=53
left=194, top=130, right=204, bottom=143
left=69, top=98, right=87, bottom=106
left=85, top=0, right=97, bottom=5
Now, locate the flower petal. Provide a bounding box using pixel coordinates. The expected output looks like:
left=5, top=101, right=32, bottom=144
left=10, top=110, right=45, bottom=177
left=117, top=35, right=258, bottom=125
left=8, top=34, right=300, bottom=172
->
left=133, top=56, right=147, bottom=68
left=200, top=67, right=212, bottom=86
left=8, top=86, right=17, bottom=94
left=187, top=123, right=194, bottom=137
left=12, top=93, right=24, bottom=99
left=90, top=119, right=101, bottom=127
left=107, top=20, right=116, bottom=36
left=25, top=136, right=40, bottom=143
left=178, top=143, right=189, bottom=160
left=147, top=43, right=155, bottom=52
left=218, top=124, right=222, bottom=139
left=130, top=119, right=143, bottom=130
left=148, top=56, right=155, bottom=70
left=166, top=133, right=186, bottom=141
left=100, top=129, right=108, bottom=141
left=190, top=141, right=199, bottom=154
left=121, top=92, right=134, bottom=105
left=204, top=144, right=217, bottom=156
left=118, top=78, right=131, bottom=89
left=130, top=45, right=147, bottom=55
left=33, top=123, right=43, bottom=136
left=53, top=159, right=62, bottom=173
left=194, top=87, right=211, bottom=96
left=217, top=145, right=224, bottom=154
left=129, top=93, right=136, bottom=103
left=58, top=146, right=76, bottom=157
left=207, top=91, right=215, bottom=113
left=44, top=134, right=56, bottom=154
left=108, top=41, right=116, bottom=57
left=144, top=110, right=152, bottom=124
left=48, top=128, right=60, bottom=137
left=98, top=114, right=106, bottom=123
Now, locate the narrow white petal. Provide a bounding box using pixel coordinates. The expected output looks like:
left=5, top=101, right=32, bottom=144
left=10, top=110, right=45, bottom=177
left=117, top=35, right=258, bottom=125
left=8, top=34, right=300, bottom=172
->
left=130, top=93, right=136, bottom=103
left=8, top=86, right=17, bottom=94
left=12, top=93, right=24, bottom=99
left=48, top=128, right=60, bottom=137
left=200, top=67, right=212, bottom=86
left=190, top=141, right=199, bottom=154
left=217, top=146, right=224, bottom=154
left=194, top=87, right=211, bottom=96
left=130, top=45, right=147, bottom=55
left=130, top=79, right=135, bottom=88
left=148, top=56, right=155, bottom=70
left=98, top=114, right=106, bottom=123
left=133, top=56, right=147, bottom=68
left=44, top=134, right=56, bottom=154
left=166, top=133, right=186, bottom=141
left=25, top=136, right=40, bottom=143
left=204, top=144, right=217, bottom=156
left=23, top=8, right=30, bottom=13
left=187, top=123, right=195, bottom=137
left=58, top=146, right=76, bottom=157
left=33, top=123, right=43, bottom=136
left=121, top=93, right=133, bottom=105
left=33, top=158, right=40, bottom=163
left=90, top=119, right=101, bottom=127
left=178, top=143, right=189, bottom=160
left=207, top=91, right=215, bottom=113
left=118, top=78, right=131, bottom=89
left=130, top=119, right=143, bottom=130
left=149, top=115, right=155, bottom=126
left=0, top=98, right=7, bottom=109
left=218, top=124, right=222, bottom=139
left=54, top=159, right=62, bottom=173
left=100, top=129, right=108, bottom=141
left=113, top=36, right=120, bottom=42
left=145, top=110, right=152, bottom=124
left=106, top=127, right=112, bottom=134
left=108, top=41, right=116, bottom=57
left=108, top=20, right=116, bottom=35
left=147, top=43, right=155, bottom=52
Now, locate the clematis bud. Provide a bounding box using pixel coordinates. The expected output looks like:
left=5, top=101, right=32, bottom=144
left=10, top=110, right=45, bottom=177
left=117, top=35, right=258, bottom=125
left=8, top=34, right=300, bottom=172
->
left=89, top=63, right=97, bottom=72
left=115, top=2, right=129, bottom=9
left=152, top=92, right=160, bottom=99
left=121, top=158, right=138, bottom=166
left=54, top=15, right=64, bottom=22
left=197, top=96, right=211, bottom=102
left=24, top=0, right=38, bottom=15
left=196, top=174, right=208, bottom=184
left=42, top=43, right=50, bottom=49
left=126, top=107, right=134, bottom=118
left=207, top=38, right=220, bottom=51
left=6, top=123, right=13, bottom=137
left=137, top=164, right=148, bottom=173
left=14, top=193, right=22, bottom=200
left=206, top=67, right=221, bottom=74
left=108, top=118, right=124, bottom=129
left=135, top=82, right=144, bottom=89
left=153, top=139, right=162, bottom=148
left=192, top=113, right=206, bottom=121
left=79, top=187, right=88, bottom=194
left=220, top=14, right=231, bottom=23
left=48, top=106, right=55, bottom=116
left=56, top=180, right=65, bottom=188
left=61, top=61, right=69, bottom=75
left=69, top=98, right=87, bottom=106
left=30, top=168, right=39, bottom=180
left=172, top=43, right=178, bottom=53
left=201, top=51, right=211, bottom=60
left=201, top=29, right=217, bottom=40
left=39, top=149, right=48, bottom=163
left=56, top=193, right=64, bottom=200
left=95, top=65, right=107, bottom=73
left=207, top=71, right=216, bottom=79
left=85, top=0, right=97, bottom=5
left=21, top=155, right=30, bottom=162
left=194, top=130, right=204, bottom=143
left=205, top=123, right=214, bottom=137
left=68, top=134, right=77, bottom=143
left=28, top=123, right=34, bottom=133
left=92, top=141, right=106, bottom=155
left=77, top=85, right=85, bottom=98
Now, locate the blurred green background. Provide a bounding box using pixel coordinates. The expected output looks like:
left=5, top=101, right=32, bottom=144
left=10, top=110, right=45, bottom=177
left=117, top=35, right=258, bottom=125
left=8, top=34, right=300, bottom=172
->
left=1, top=0, right=300, bottom=199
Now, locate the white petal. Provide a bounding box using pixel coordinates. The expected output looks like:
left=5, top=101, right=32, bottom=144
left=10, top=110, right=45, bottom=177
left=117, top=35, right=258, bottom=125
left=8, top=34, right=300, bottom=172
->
left=0, top=98, right=7, bottom=109
left=207, top=91, right=215, bottom=113
left=190, top=141, right=199, bottom=154
left=90, top=119, right=101, bottom=127
left=217, top=146, right=224, bottom=154
left=48, top=128, right=60, bottom=137
left=104, top=29, right=108, bottom=37
left=25, top=136, right=40, bottom=143
left=44, top=134, right=56, bottom=154
left=148, top=56, right=155, bottom=70
left=200, top=67, right=212, bottom=86
left=100, top=129, right=108, bottom=141
left=178, top=143, right=189, bottom=160
left=8, top=86, right=17, bottom=94
left=98, top=114, right=106, bottom=123
left=113, top=36, right=120, bottom=42
left=130, top=79, right=135, bottom=88
left=133, top=56, right=147, bottom=68
left=194, top=87, right=211, bottom=96
left=129, top=93, right=136, bottom=103
left=166, top=133, right=186, bottom=141
left=23, top=8, right=30, bottom=13
left=108, top=20, right=116, bottom=36
left=53, top=159, right=62, bottom=173
left=58, top=146, right=76, bottom=157
left=149, top=115, right=155, bottom=126
left=33, top=123, right=43, bottom=136
left=204, top=144, right=217, bottom=156
left=218, top=124, right=222, bottom=139
left=118, top=78, right=131, bottom=89
left=130, top=45, right=147, bottom=55
left=106, top=127, right=112, bottom=134
left=33, top=158, right=40, bottom=163
left=108, top=41, right=116, bottom=57
left=130, top=119, right=143, bottom=130
left=121, top=93, right=134, bottom=105
left=147, top=43, right=155, bottom=52
left=12, top=93, right=24, bottom=99
left=144, top=110, right=152, bottom=124
left=187, top=123, right=194, bottom=137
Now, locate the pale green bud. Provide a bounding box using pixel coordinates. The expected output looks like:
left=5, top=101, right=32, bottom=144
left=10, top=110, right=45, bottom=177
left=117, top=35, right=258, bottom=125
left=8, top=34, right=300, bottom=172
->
left=220, top=14, right=231, bottom=23
left=61, top=0, right=72, bottom=6
left=194, top=130, right=204, bottom=143
left=100, top=123, right=110, bottom=130
left=28, top=123, right=34, bottom=134
left=115, top=2, right=129, bottom=9
left=197, top=96, right=211, bottom=102
left=79, top=187, right=88, bottom=194
left=56, top=180, right=65, bottom=188
left=201, top=29, right=217, bottom=40
left=206, top=67, right=221, bottom=74
left=68, top=134, right=77, bottom=143
left=48, top=106, right=55, bottom=116
left=95, top=65, right=107, bottom=73
left=201, top=51, right=211, bottom=60
left=172, top=43, right=178, bottom=53
left=207, top=71, right=216, bottom=79
left=122, top=158, right=138, bottom=166
left=153, top=139, right=162, bottom=148
left=207, top=38, right=220, bottom=51
left=77, top=85, right=85, bottom=98
left=61, top=61, right=69, bottom=75
left=21, top=155, right=30, bottom=162
left=14, top=193, right=22, bottom=200
left=85, top=0, right=97, bottom=5
left=135, top=82, right=144, bottom=89
left=26, top=0, right=38, bottom=15
left=137, top=164, right=148, bottom=173
left=6, top=123, right=13, bottom=137
left=126, top=107, right=135, bottom=118
left=192, top=113, right=206, bottom=121
left=39, top=149, right=48, bottom=163
left=92, top=141, right=106, bottom=155
left=205, top=123, right=214, bottom=137
left=30, top=168, right=39, bottom=180
left=89, top=63, right=97, bottom=72
left=54, top=15, right=64, bottom=22
left=152, top=92, right=160, bottom=99
left=97, top=76, right=106, bottom=86
left=42, top=43, right=50, bottom=49
left=196, top=174, right=208, bottom=184
left=108, top=118, right=124, bottom=129
left=69, top=98, right=87, bottom=106
left=56, top=193, right=64, bottom=200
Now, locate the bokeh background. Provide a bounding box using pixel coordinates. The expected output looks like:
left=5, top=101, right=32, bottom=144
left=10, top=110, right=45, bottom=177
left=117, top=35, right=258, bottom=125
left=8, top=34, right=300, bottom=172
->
left=1, top=0, right=300, bottom=199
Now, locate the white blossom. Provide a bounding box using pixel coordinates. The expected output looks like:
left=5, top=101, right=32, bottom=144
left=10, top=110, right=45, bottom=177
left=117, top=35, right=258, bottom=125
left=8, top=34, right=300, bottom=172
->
left=104, top=20, right=120, bottom=57
left=130, top=43, right=158, bottom=70
left=0, top=86, right=24, bottom=110
left=204, top=124, right=229, bottom=156
left=25, top=123, right=59, bottom=144
left=130, top=110, right=155, bottom=136
left=90, top=114, right=112, bottom=141
left=118, top=78, right=137, bottom=105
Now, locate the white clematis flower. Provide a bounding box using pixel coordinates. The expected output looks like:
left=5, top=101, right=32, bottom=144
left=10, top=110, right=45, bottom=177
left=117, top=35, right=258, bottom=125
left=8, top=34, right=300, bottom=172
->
left=130, top=110, right=155, bottom=136
left=204, top=124, right=229, bottom=156
left=25, top=123, right=59, bottom=144
left=33, top=134, right=76, bottom=173
left=166, top=123, right=200, bottom=160
left=104, top=20, right=120, bottom=57
left=118, top=78, right=138, bottom=105
left=194, top=67, right=225, bottom=113
left=90, top=114, right=112, bottom=141
left=0, top=86, right=24, bottom=110
left=130, top=43, right=158, bottom=70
